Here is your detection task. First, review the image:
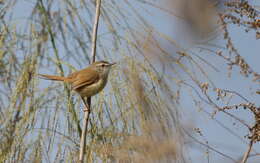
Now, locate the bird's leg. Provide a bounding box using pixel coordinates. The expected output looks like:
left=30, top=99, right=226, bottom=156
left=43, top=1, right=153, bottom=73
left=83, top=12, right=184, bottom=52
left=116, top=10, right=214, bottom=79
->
left=81, top=96, right=90, bottom=112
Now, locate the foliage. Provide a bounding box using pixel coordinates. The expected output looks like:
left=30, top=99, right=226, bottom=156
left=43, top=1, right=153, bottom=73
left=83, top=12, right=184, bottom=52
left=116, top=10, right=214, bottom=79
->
left=0, top=0, right=259, bottom=162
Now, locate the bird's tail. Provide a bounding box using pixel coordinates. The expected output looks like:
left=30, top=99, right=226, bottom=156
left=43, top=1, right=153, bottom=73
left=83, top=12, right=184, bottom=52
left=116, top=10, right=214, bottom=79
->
left=38, top=74, right=67, bottom=81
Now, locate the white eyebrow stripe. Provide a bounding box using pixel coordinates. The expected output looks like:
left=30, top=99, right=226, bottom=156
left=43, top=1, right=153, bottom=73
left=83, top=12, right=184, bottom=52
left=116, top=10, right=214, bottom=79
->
left=96, top=62, right=110, bottom=66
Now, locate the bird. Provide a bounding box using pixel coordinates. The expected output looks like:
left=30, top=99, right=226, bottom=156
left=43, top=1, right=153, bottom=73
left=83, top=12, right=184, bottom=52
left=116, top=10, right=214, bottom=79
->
left=39, top=60, right=115, bottom=110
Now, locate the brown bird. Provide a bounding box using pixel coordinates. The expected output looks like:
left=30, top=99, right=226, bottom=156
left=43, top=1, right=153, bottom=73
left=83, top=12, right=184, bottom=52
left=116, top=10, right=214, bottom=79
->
left=39, top=61, right=115, bottom=109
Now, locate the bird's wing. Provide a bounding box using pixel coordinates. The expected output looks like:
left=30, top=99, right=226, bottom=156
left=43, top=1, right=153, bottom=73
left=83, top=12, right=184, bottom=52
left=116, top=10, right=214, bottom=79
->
left=71, top=68, right=100, bottom=90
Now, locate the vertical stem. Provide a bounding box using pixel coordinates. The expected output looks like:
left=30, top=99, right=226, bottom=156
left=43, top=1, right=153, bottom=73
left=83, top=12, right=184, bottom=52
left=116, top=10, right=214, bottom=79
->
left=91, top=0, right=102, bottom=63
left=79, top=100, right=91, bottom=162
left=79, top=0, right=102, bottom=162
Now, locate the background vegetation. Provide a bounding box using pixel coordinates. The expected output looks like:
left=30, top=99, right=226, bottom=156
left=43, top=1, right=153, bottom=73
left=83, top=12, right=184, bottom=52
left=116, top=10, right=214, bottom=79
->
left=0, top=0, right=259, bottom=162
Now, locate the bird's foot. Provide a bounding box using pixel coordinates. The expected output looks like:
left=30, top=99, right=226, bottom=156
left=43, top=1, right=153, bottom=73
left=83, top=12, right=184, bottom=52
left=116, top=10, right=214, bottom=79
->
left=83, top=107, right=90, bottom=112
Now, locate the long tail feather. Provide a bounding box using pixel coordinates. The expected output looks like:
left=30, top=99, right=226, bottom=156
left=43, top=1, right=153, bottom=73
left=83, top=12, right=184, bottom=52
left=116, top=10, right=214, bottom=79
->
left=38, top=74, right=67, bottom=81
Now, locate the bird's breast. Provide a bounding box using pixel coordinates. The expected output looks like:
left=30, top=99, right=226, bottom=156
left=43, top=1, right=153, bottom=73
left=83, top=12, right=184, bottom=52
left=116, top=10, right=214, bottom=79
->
left=77, top=78, right=108, bottom=98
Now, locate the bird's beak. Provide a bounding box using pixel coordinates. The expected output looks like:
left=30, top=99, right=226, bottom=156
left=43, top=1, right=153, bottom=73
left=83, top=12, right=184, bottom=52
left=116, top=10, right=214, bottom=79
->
left=110, top=62, right=116, bottom=66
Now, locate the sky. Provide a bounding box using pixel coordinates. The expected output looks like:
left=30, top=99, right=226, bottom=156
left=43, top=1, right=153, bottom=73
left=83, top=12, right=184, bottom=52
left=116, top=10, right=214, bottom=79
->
left=141, top=1, right=260, bottom=162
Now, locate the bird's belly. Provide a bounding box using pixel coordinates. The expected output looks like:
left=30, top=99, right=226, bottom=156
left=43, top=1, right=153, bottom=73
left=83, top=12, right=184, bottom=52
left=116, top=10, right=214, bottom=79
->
left=76, top=79, right=107, bottom=97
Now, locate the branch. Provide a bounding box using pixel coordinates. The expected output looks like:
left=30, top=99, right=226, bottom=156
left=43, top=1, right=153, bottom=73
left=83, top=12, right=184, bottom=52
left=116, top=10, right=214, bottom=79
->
left=183, top=128, right=237, bottom=162
left=39, top=0, right=81, bottom=137
left=241, top=140, right=253, bottom=163
left=79, top=0, right=102, bottom=162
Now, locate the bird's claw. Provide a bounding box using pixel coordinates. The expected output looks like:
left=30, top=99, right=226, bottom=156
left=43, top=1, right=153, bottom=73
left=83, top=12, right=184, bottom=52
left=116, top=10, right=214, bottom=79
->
left=83, top=107, right=90, bottom=112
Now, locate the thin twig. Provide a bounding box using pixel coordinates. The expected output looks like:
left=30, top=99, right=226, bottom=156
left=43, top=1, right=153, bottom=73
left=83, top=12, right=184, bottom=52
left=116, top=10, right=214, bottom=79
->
left=79, top=0, right=102, bottom=162
left=91, top=0, right=102, bottom=63
left=241, top=140, right=253, bottom=163
left=183, top=128, right=237, bottom=162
